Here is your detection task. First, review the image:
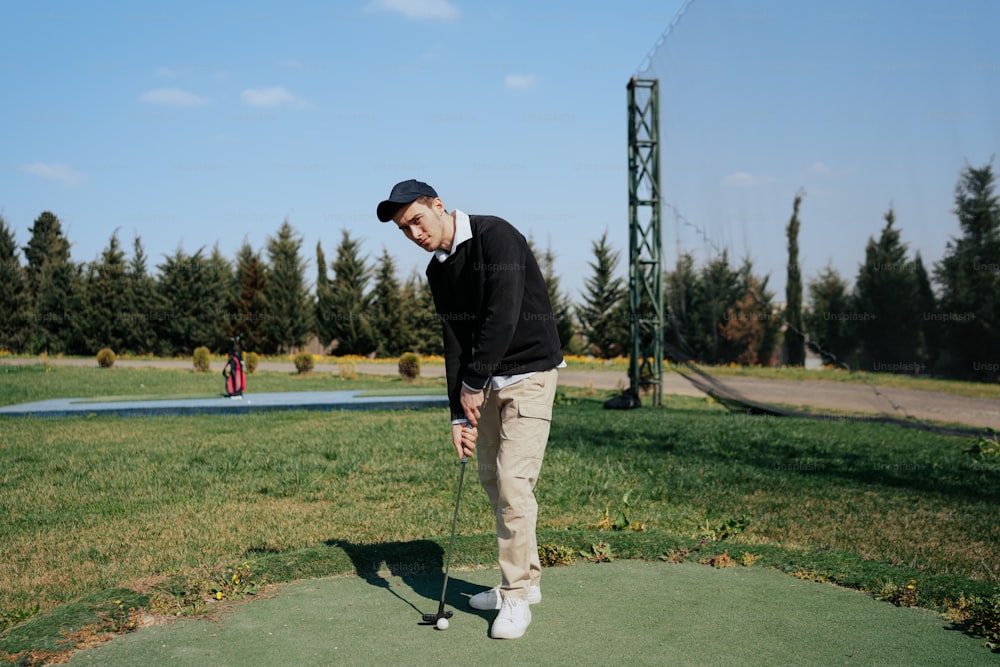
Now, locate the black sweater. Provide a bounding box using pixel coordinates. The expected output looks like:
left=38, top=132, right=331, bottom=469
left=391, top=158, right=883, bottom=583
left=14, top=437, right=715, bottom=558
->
left=426, top=214, right=563, bottom=421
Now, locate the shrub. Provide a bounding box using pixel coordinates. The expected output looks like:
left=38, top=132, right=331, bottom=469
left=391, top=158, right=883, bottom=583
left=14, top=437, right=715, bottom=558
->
left=244, top=351, right=260, bottom=374
left=294, top=351, right=315, bottom=375
left=192, top=346, right=212, bottom=372
left=338, top=358, right=358, bottom=380
left=96, top=348, right=116, bottom=368
left=398, top=352, right=420, bottom=381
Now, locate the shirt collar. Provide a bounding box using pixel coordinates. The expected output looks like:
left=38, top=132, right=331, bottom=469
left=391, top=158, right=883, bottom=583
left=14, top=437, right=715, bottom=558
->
left=434, top=209, right=471, bottom=263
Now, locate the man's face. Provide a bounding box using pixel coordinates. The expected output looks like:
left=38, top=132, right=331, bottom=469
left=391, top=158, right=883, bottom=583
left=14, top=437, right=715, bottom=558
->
left=392, top=197, right=452, bottom=253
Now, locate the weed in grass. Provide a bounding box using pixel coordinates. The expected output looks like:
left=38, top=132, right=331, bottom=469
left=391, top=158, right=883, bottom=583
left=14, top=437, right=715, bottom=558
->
left=740, top=551, right=761, bottom=567
left=702, top=551, right=738, bottom=569
left=956, top=593, right=1000, bottom=649
left=537, top=544, right=576, bottom=567
left=589, top=490, right=646, bottom=531
left=965, top=429, right=1000, bottom=464
left=696, top=515, right=750, bottom=542
left=580, top=542, right=615, bottom=563
left=147, top=561, right=261, bottom=617
left=0, top=607, right=39, bottom=634
left=661, top=547, right=692, bottom=564
left=790, top=568, right=830, bottom=583
left=878, top=578, right=920, bottom=607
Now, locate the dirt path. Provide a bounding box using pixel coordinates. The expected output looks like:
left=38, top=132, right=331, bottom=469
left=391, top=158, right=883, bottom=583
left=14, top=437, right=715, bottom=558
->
left=3, top=357, right=997, bottom=431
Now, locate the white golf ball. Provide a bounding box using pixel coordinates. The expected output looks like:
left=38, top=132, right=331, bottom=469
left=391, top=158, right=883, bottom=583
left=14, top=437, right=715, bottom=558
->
left=436, top=617, right=449, bottom=631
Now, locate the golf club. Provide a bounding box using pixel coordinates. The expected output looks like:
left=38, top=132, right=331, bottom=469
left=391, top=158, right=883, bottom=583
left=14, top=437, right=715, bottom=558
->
left=420, top=454, right=467, bottom=626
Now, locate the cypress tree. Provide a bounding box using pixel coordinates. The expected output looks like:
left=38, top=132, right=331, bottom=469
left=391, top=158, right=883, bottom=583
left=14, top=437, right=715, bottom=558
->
left=315, top=241, right=335, bottom=350
left=784, top=192, right=805, bottom=365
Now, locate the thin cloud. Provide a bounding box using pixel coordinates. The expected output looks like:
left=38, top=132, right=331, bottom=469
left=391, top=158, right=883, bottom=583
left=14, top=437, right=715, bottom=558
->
left=723, top=171, right=775, bottom=188
left=139, top=88, right=210, bottom=107
left=240, top=86, right=308, bottom=108
left=808, top=161, right=831, bottom=175
left=22, top=162, right=84, bottom=188
left=366, top=0, right=459, bottom=21
left=504, top=73, right=538, bottom=91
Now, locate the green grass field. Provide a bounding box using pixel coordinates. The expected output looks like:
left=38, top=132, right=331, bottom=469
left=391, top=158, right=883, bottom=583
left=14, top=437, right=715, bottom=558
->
left=1, top=363, right=998, bottom=661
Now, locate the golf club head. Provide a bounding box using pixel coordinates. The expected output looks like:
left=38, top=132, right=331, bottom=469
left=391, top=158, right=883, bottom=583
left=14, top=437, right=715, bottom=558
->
left=419, top=610, right=453, bottom=624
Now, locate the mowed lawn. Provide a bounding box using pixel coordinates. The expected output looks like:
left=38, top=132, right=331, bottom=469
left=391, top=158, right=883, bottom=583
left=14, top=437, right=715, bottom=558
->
left=1, top=363, right=998, bottom=653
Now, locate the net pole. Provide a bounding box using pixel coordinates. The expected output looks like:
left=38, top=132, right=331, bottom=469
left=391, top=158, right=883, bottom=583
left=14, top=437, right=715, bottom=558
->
left=627, top=77, right=664, bottom=406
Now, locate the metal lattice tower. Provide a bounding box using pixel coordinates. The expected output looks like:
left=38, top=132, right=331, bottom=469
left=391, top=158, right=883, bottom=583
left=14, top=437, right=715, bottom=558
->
left=627, top=77, right=664, bottom=406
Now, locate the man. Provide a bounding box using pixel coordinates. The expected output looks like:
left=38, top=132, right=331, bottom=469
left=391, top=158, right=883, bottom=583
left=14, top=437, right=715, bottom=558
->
left=376, top=179, right=563, bottom=639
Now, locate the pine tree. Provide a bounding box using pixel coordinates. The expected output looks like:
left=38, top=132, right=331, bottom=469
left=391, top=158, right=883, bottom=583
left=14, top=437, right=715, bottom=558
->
left=854, top=208, right=921, bottom=372
left=23, top=211, right=70, bottom=296
left=328, top=229, right=375, bottom=355
left=23, top=211, right=79, bottom=353
left=698, top=251, right=742, bottom=363
left=402, top=272, right=442, bottom=356
left=537, top=243, right=575, bottom=352
left=740, top=258, right=779, bottom=365
left=805, top=265, right=855, bottom=368
left=79, top=231, right=130, bottom=353
left=933, top=161, right=1000, bottom=379
left=157, top=245, right=232, bottom=354
left=664, top=252, right=701, bottom=360
left=719, top=277, right=767, bottom=365
left=156, top=248, right=221, bottom=355
left=576, top=231, right=627, bottom=359
left=205, top=244, right=235, bottom=351
left=371, top=248, right=407, bottom=357
left=784, top=192, right=805, bottom=365
left=230, top=240, right=269, bottom=354
left=123, top=236, right=158, bottom=355
left=263, top=220, right=312, bottom=354
left=0, top=216, right=30, bottom=352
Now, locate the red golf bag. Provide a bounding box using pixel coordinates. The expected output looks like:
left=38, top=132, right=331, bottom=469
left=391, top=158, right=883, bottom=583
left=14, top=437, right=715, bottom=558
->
left=223, top=336, right=246, bottom=397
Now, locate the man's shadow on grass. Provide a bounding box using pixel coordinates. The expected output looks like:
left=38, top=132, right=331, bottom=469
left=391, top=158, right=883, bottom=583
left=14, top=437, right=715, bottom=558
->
left=326, top=538, right=494, bottom=627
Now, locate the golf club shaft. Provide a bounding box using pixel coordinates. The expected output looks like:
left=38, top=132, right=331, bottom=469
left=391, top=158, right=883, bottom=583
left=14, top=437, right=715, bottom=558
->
left=437, top=456, right=467, bottom=614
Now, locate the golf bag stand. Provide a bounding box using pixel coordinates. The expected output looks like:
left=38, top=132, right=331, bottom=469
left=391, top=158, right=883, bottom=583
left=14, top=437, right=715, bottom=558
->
left=223, top=335, right=246, bottom=397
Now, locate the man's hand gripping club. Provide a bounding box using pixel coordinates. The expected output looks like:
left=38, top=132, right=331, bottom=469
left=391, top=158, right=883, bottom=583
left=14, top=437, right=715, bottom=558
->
left=452, top=384, right=485, bottom=460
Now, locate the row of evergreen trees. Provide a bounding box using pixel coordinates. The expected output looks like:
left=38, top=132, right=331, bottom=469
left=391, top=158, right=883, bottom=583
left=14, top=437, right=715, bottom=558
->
left=793, top=163, right=1000, bottom=380
left=0, top=163, right=996, bottom=380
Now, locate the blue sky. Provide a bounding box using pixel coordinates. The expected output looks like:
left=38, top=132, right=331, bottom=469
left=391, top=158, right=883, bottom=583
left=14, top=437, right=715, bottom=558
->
left=2, top=0, right=997, bottom=303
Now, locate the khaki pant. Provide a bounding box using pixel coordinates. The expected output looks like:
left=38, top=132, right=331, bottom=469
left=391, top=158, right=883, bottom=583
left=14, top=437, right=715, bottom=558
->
left=476, top=368, right=558, bottom=600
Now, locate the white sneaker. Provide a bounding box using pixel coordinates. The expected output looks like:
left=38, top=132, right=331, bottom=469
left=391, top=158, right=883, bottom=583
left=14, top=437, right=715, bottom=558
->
left=491, top=596, right=531, bottom=639
left=469, top=585, right=541, bottom=610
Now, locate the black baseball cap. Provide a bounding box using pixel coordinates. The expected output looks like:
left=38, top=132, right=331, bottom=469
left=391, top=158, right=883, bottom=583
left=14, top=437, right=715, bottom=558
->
left=376, top=179, right=438, bottom=222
